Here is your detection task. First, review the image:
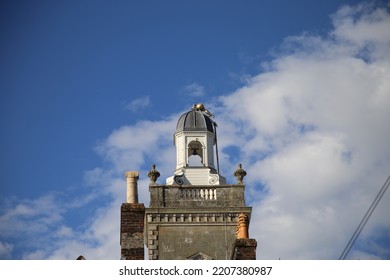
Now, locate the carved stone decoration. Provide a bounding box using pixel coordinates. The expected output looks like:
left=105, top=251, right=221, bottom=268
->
left=208, top=174, right=218, bottom=185
left=174, top=175, right=184, bottom=185
left=147, top=164, right=160, bottom=183
left=234, top=163, right=247, bottom=184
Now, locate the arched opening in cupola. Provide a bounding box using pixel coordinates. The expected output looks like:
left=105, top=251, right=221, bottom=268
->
left=187, top=140, right=204, bottom=166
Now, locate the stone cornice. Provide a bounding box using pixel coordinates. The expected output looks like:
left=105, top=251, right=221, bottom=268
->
left=145, top=207, right=252, bottom=225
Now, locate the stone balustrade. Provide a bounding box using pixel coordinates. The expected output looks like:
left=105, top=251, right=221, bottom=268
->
left=180, top=187, right=217, bottom=200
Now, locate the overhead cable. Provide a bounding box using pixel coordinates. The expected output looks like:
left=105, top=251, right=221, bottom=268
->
left=339, top=176, right=390, bottom=260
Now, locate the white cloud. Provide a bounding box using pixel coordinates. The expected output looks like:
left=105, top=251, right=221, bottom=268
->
left=217, top=2, right=390, bottom=259
left=96, top=116, right=178, bottom=175
left=0, top=241, right=13, bottom=259
left=0, top=113, right=181, bottom=259
left=331, top=3, right=390, bottom=61
left=0, top=194, right=64, bottom=238
left=181, top=82, right=205, bottom=97
left=123, top=96, right=151, bottom=112
left=55, top=225, right=74, bottom=238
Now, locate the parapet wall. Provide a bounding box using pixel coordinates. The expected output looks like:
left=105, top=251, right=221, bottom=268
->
left=149, top=184, right=246, bottom=208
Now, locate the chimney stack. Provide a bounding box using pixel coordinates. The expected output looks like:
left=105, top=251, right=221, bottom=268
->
left=121, top=170, right=145, bottom=260
left=236, top=213, right=249, bottom=239
left=231, top=213, right=257, bottom=260
left=125, top=171, right=139, bottom=203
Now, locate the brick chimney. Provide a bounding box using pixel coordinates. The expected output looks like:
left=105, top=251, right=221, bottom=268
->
left=231, top=213, right=257, bottom=260
left=120, top=171, right=145, bottom=260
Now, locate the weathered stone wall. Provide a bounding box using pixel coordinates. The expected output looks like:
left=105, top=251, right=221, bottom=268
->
left=145, top=207, right=252, bottom=260
left=145, top=183, right=253, bottom=260
left=158, top=224, right=236, bottom=260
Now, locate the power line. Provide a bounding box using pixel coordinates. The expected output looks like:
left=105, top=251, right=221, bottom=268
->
left=339, top=175, right=390, bottom=260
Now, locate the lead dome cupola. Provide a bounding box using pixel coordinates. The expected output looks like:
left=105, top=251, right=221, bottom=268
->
left=167, top=103, right=226, bottom=185
left=176, top=103, right=215, bottom=133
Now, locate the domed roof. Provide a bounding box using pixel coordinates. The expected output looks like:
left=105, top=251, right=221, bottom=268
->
left=176, top=106, right=215, bottom=133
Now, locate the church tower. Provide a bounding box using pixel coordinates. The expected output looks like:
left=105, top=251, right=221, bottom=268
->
left=142, top=104, right=255, bottom=260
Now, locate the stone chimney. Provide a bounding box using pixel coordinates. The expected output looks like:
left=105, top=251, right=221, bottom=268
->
left=120, top=171, right=145, bottom=260
left=231, top=213, right=257, bottom=260
left=125, top=171, right=139, bottom=203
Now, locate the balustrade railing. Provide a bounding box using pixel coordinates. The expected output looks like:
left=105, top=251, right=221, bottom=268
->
left=180, top=188, right=217, bottom=200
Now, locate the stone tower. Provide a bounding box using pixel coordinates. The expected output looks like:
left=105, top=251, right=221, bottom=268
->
left=143, top=104, right=254, bottom=260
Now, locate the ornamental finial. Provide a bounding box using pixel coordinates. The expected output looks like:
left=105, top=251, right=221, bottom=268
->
left=147, top=164, right=160, bottom=184
left=234, top=163, right=247, bottom=184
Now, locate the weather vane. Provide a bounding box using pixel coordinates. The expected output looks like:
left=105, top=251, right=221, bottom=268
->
left=194, top=103, right=215, bottom=118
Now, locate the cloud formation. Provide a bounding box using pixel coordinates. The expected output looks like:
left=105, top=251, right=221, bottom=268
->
left=217, top=2, right=390, bottom=259
left=0, top=241, right=13, bottom=259
left=1, top=2, right=389, bottom=259
left=181, top=82, right=205, bottom=97
left=123, top=96, right=151, bottom=113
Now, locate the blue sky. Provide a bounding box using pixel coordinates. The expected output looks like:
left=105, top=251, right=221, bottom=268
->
left=1, top=0, right=390, bottom=259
